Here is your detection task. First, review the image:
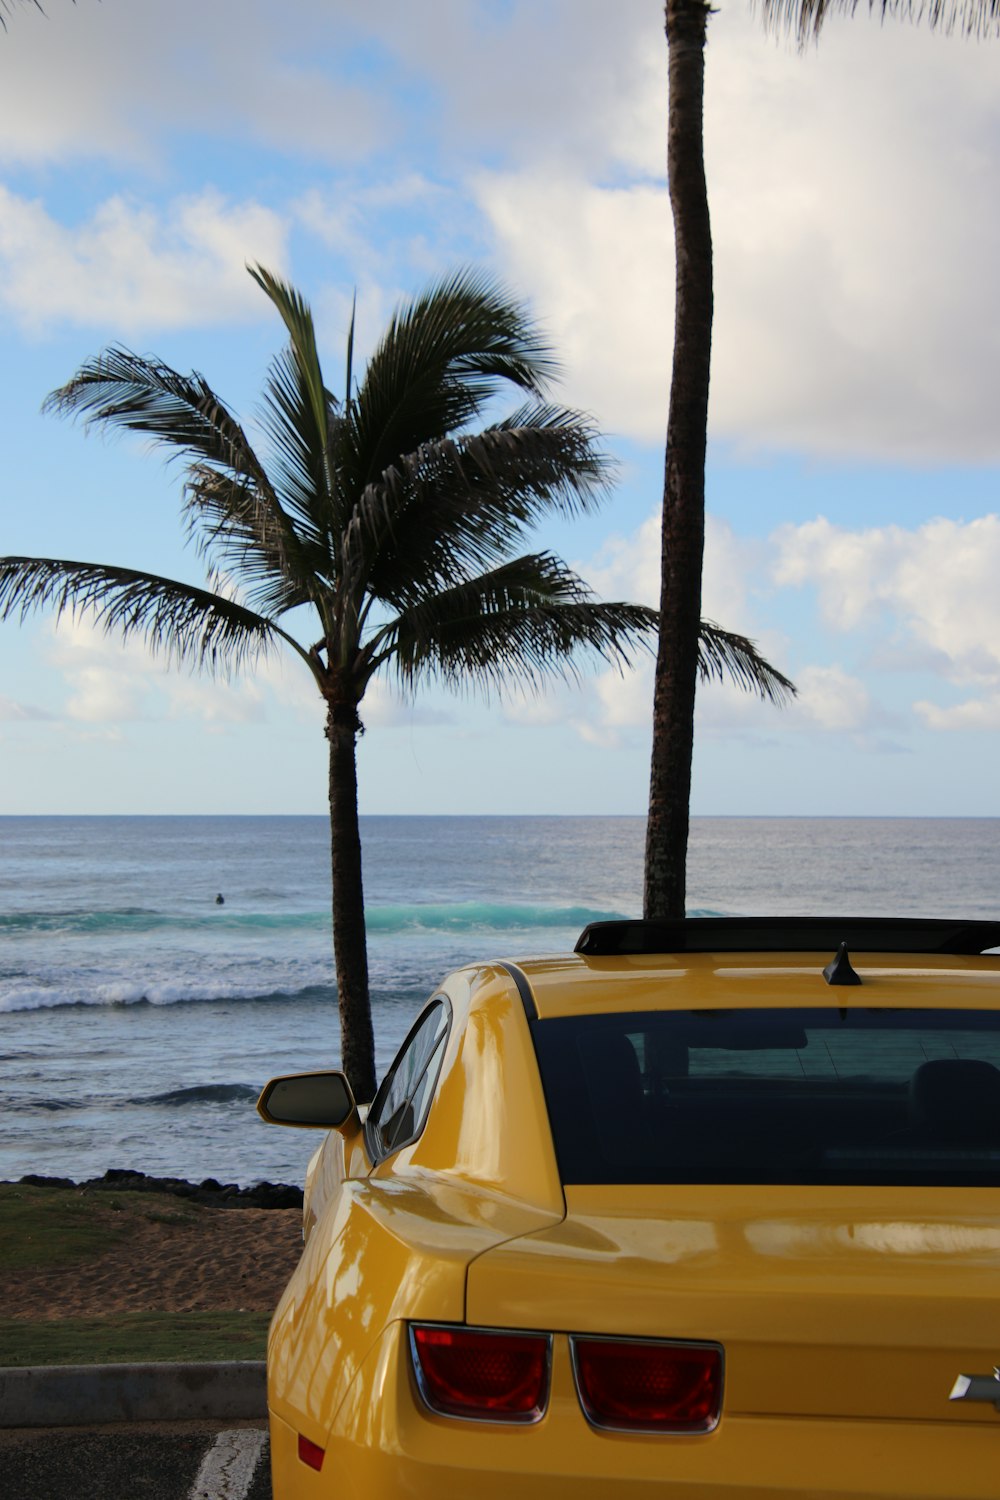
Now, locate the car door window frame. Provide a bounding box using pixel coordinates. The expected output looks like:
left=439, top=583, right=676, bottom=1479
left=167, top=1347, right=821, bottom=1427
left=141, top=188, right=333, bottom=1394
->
left=365, top=996, right=452, bottom=1165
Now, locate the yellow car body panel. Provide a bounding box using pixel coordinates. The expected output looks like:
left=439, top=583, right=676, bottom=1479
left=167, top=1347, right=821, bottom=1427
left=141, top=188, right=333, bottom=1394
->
left=267, top=964, right=564, bottom=1449
left=262, top=932, right=1000, bottom=1497
left=379, top=964, right=564, bottom=1212
left=466, top=1183, right=1000, bottom=1426
left=520, top=950, right=1000, bottom=1018
left=272, top=1321, right=1000, bottom=1500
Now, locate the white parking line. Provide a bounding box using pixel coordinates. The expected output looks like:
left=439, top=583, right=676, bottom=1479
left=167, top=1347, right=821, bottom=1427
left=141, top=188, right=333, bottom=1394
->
left=187, top=1429, right=267, bottom=1500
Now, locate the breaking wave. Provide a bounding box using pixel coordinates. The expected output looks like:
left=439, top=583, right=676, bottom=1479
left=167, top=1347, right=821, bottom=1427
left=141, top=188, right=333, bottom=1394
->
left=2, top=900, right=625, bottom=939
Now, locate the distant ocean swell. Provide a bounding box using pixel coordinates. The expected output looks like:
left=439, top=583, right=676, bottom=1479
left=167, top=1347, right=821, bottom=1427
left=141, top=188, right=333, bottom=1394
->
left=21, top=1083, right=260, bottom=1115
left=1, top=901, right=626, bottom=938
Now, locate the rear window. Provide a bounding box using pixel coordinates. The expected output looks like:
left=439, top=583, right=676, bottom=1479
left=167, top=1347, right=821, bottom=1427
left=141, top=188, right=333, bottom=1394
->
left=531, top=1008, right=1000, bottom=1186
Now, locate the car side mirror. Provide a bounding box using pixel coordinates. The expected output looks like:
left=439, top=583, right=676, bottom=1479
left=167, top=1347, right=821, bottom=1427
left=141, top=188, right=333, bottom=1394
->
left=257, top=1070, right=356, bottom=1130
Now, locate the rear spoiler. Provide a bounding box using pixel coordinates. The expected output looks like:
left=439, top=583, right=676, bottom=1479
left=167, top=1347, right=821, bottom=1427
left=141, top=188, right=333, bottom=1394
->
left=574, top=917, right=1000, bottom=958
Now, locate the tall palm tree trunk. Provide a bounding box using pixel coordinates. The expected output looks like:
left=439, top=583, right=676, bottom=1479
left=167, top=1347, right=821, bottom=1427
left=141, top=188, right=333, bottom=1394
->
left=644, top=0, right=714, bottom=922
left=326, top=699, right=377, bottom=1103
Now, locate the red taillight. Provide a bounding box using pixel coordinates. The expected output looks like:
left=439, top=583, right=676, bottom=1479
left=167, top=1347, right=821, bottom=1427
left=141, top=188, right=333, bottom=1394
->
left=409, top=1323, right=551, bottom=1422
left=297, top=1434, right=325, bottom=1470
left=571, top=1337, right=722, bottom=1433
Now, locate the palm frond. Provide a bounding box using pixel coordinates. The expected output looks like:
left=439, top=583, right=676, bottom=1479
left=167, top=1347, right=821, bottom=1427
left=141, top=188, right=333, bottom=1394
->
left=0, top=0, right=46, bottom=29
left=342, top=406, right=613, bottom=611
left=44, top=347, right=266, bottom=480
left=184, top=467, right=324, bottom=619
left=697, top=621, right=797, bottom=703
left=248, top=267, right=339, bottom=517
left=366, top=553, right=657, bottom=695
left=758, top=0, right=999, bottom=44
left=0, top=556, right=276, bottom=677
left=249, top=267, right=328, bottom=442
left=256, top=344, right=342, bottom=549
left=349, top=269, right=559, bottom=494
left=44, top=347, right=323, bottom=596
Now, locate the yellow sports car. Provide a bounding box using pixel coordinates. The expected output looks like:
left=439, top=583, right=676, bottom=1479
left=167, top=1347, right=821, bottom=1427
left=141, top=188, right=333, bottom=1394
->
left=257, top=917, right=1000, bottom=1498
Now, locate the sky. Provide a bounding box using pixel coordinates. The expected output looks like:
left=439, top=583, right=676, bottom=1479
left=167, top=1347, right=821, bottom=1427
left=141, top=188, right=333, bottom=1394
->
left=1, top=0, right=999, bottom=818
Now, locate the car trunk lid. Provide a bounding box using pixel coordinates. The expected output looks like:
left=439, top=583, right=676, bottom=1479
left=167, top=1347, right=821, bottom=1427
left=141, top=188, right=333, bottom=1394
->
left=465, top=1184, right=1000, bottom=1425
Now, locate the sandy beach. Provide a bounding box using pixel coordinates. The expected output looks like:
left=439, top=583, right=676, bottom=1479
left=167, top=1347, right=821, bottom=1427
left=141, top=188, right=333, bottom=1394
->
left=2, top=1179, right=303, bottom=1322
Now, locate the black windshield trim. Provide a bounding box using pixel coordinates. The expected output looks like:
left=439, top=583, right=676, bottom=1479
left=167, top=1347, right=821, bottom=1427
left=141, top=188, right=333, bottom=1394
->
left=498, top=960, right=538, bottom=1021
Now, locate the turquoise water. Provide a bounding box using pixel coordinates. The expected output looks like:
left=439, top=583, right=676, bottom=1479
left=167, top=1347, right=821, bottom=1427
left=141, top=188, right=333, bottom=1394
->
left=2, top=815, right=998, bottom=1185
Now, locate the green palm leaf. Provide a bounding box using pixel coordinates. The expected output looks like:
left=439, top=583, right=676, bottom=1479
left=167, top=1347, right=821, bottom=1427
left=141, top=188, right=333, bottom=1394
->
left=248, top=267, right=345, bottom=543
left=348, top=269, right=559, bottom=496
left=344, top=407, right=613, bottom=612
left=183, top=467, right=322, bottom=620
left=697, top=621, right=797, bottom=703
left=45, top=349, right=314, bottom=593
left=761, top=0, right=1000, bottom=44
left=368, top=553, right=657, bottom=694
left=0, top=557, right=276, bottom=675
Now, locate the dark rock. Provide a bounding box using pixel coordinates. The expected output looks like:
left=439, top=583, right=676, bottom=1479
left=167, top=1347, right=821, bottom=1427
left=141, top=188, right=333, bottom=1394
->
left=11, top=1171, right=303, bottom=1210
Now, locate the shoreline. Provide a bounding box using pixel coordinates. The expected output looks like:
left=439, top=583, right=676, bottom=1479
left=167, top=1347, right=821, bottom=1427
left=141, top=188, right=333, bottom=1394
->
left=11, top=1168, right=302, bottom=1211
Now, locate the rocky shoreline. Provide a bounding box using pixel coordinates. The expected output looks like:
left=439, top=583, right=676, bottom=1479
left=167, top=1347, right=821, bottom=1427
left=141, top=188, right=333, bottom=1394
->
left=14, top=1167, right=303, bottom=1211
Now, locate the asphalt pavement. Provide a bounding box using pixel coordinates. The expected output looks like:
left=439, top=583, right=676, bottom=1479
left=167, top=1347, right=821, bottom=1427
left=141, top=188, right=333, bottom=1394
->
left=0, top=1422, right=272, bottom=1500
left=0, top=1363, right=272, bottom=1500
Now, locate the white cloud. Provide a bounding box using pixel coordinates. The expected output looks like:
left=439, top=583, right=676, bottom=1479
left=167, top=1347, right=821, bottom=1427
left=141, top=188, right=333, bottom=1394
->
left=353, top=0, right=661, bottom=178
left=165, top=677, right=266, bottom=728
left=774, top=514, right=1000, bottom=682
left=0, top=695, right=53, bottom=722
left=361, top=678, right=454, bottom=730
left=584, top=512, right=764, bottom=623
left=501, top=675, right=636, bottom=749
left=0, top=0, right=386, bottom=168
left=4, top=2, right=999, bottom=461
left=64, top=666, right=150, bottom=724
left=476, top=173, right=673, bottom=443
left=582, top=510, right=662, bottom=608
left=773, top=512, right=1000, bottom=729
left=473, top=7, right=1000, bottom=461
left=915, top=694, right=1000, bottom=731
left=42, top=616, right=272, bottom=728
left=790, top=664, right=875, bottom=733
left=591, top=666, right=652, bottom=739
left=0, top=187, right=288, bottom=334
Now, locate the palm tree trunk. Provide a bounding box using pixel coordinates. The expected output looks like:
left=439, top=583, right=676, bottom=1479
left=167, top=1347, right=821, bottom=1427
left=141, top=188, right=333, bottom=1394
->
left=326, top=699, right=377, bottom=1103
left=644, top=0, right=714, bottom=922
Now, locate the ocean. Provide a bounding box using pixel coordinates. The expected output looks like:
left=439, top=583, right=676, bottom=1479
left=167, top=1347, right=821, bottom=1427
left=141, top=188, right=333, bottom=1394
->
left=3, top=815, right=999, bottom=1187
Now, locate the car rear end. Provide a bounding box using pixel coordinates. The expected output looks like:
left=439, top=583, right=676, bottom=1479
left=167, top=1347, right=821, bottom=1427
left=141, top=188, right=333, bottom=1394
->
left=470, top=938, right=1000, bottom=1497
left=278, top=925, right=1000, bottom=1497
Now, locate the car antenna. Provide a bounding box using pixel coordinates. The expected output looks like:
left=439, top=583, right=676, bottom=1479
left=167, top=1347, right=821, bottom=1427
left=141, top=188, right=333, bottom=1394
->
left=823, top=942, right=862, bottom=986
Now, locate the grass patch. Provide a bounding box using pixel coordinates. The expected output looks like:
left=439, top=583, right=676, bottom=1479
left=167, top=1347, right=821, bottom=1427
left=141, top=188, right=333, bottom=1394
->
left=0, top=1183, right=198, bottom=1271
left=0, top=1312, right=271, bottom=1366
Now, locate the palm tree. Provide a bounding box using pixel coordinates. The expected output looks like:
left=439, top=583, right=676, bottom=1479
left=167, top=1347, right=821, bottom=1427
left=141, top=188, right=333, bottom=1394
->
left=1, top=267, right=790, bottom=1100
left=645, top=0, right=1000, bottom=924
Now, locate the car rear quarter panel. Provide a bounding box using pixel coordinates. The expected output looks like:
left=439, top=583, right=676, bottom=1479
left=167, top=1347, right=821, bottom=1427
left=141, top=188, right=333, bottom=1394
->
left=398, top=964, right=564, bottom=1212
left=268, top=964, right=565, bottom=1448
